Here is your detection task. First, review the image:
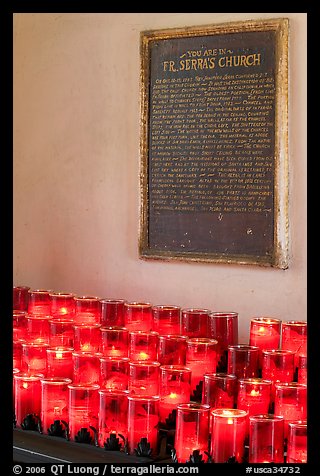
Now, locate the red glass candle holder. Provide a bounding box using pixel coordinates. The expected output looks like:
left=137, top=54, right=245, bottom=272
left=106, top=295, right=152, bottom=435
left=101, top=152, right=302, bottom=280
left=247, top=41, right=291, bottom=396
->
left=13, top=310, right=28, bottom=340
left=28, top=289, right=52, bottom=316
left=127, top=395, right=160, bottom=455
left=100, top=356, right=129, bottom=390
left=249, top=317, right=281, bottom=368
left=274, top=382, right=307, bottom=439
left=186, top=338, right=218, bottom=396
left=237, top=378, right=272, bottom=432
left=261, top=349, right=295, bottom=401
left=40, top=377, right=72, bottom=435
left=208, top=312, right=239, bottom=372
left=287, top=420, right=307, bottom=463
left=159, top=365, right=191, bottom=424
left=175, top=403, right=210, bottom=463
left=13, top=368, right=20, bottom=410
left=46, top=347, right=73, bottom=379
left=129, top=331, right=159, bottom=361
left=13, top=285, right=30, bottom=310
left=248, top=414, right=284, bottom=463
left=202, top=373, right=237, bottom=409
left=100, top=299, right=126, bottom=327
left=100, top=326, right=129, bottom=358
left=74, top=296, right=101, bottom=324
left=98, top=389, right=129, bottom=447
left=128, top=360, right=160, bottom=396
left=21, top=342, right=49, bottom=375
left=49, top=291, right=75, bottom=318
left=181, top=308, right=211, bottom=338
left=25, top=314, right=51, bottom=344
left=49, top=318, right=75, bottom=348
left=281, top=321, right=307, bottom=368
left=298, top=355, right=307, bottom=385
left=72, top=351, right=102, bottom=385
left=227, top=344, right=259, bottom=380
left=158, top=334, right=188, bottom=366
left=68, top=383, right=100, bottom=442
left=210, top=408, right=248, bottom=463
left=73, top=323, right=102, bottom=353
left=152, top=305, right=181, bottom=335
left=14, top=373, right=42, bottom=428
left=13, top=338, right=26, bottom=370
left=124, top=302, right=153, bottom=332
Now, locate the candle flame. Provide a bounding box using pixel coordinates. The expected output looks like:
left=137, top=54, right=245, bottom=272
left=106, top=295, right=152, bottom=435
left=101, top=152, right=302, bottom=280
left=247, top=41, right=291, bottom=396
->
left=81, top=343, right=91, bottom=351
left=258, top=326, right=266, bottom=333
left=23, top=382, right=28, bottom=389
left=250, top=389, right=260, bottom=397
left=53, top=406, right=61, bottom=415
left=138, top=351, right=149, bottom=360
left=60, top=307, right=67, bottom=314
left=227, top=418, right=234, bottom=425
left=56, top=351, right=63, bottom=359
left=169, top=392, right=178, bottom=399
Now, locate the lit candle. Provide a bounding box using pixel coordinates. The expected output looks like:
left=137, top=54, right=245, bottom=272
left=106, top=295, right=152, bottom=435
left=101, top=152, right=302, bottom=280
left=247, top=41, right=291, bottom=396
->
left=25, top=314, right=51, bottom=344
left=28, top=289, right=52, bottom=316
left=159, top=365, right=191, bottom=424
left=99, top=356, right=129, bottom=390
left=175, top=403, right=210, bottom=463
left=208, top=312, right=239, bottom=372
left=249, top=414, right=284, bottom=463
left=49, top=318, right=75, bottom=348
left=100, top=326, right=128, bottom=358
left=297, top=355, right=307, bottom=385
left=13, top=285, right=30, bottom=311
left=72, top=351, right=102, bottom=385
left=128, top=360, right=160, bottom=396
left=249, top=317, right=281, bottom=368
left=158, top=334, right=188, bottom=366
left=13, top=310, right=28, bottom=340
left=49, top=291, right=75, bottom=318
left=21, top=342, right=49, bottom=375
left=210, top=408, right=248, bottom=463
left=46, top=347, right=73, bottom=379
left=274, top=382, right=307, bottom=439
left=227, top=344, right=259, bottom=380
left=74, top=296, right=101, bottom=325
left=73, top=323, right=102, bottom=353
left=181, top=308, right=211, bottom=338
left=68, top=383, right=100, bottom=442
left=152, top=305, right=181, bottom=335
left=202, top=373, right=237, bottom=409
left=13, top=338, right=25, bottom=370
left=98, top=389, right=129, bottom=447
left=281, top=321, right=307, bottom=369
left=186, top=338, right=218, bottom=397
left=14, top=373, right=42, bottom=428
left=261, top=349, right=295, bottom=402
left=286, top=420, right=307, bottom=463
left=124, top=302, right=153, bottom=332
left=100, top=299, right=126, bottom=327
left=40, top=377, right=72, bottom=435
left=127, top=395, right=160, bottom=455
left=237, top=378, right=272, bottom=435
left=128, top=330, right=159, bottom=361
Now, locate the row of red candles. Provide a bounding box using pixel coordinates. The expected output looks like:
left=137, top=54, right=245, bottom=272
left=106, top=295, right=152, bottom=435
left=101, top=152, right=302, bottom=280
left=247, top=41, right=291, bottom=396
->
left=13, top=286, right=307, bottom=463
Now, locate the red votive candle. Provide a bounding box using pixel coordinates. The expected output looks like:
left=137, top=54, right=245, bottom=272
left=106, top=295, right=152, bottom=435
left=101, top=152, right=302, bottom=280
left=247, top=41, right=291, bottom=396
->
left=46, top=347, right=73, bottom=379
left=72, top=351, right=102, bottom=385
left=249, top=317, right=281, bottom=368
left=124, top=302, right=153, bottom=332
left=100, top=356, right=129, bottom=390
left=261, top=349, right=295, bottom=401
left=74, top=296, right=101, bottom=324
left=14, top=373, right=42, bottom=428
left=281, top=321, right=307, bottom=368
left=73, top=323, right=102, bottom=353
left=127, top=395, right=160, bottom=455
left=128, top=360, right=160, bottom=396
left=100, top=326, right=129, bottom=358
left=159, top=365, right=191, bottom=424
left=237, top=378, right=272, bottom=434
left=298, top=355, right=307, bottom=385
left=68, top=383, right=100, bottom=443
left=98, top=389, right=129, bottom=448
left=186, top=338, right=218, bottom=396
left=181, top=308, right=210, bottom=338
left=13, top=285, right=30, bottom=310
left=13, top=368, right=20, bottom=411
left=25, top=314, right=51, bottom=344
left=100, top=299, right=126, bottom=327
left=28, top=289, right=52, bottom=316
left=13, top=338, right=25, bottom=370
left=158, top=334, right=188, bottom=366
left=49, top=291, right=75, bottom=318
left=13, top=310, right=28, bottom=340
left=175, top=403, right=210, bottom=463
left=211, top=408, right=248, bottom=463
left=129, top=330, right=159, bottom=361
left=249, top=414, right=284, bottom=463
left=208, top=312, right=239, bottom=372
left=21, top=342, right=49, bottom=375
left=227, top=344, right=259, bottom=380
left=202, top=373, right=237, bottom=409
left=40, top=377, right=72, bottom=435
left=286, top=420, right=307, bottom=463
left=274, top=382, right=307, bottom=439
left=152, top=305, right=181, bottom=335
left=49, top=318, right=75, bottom=348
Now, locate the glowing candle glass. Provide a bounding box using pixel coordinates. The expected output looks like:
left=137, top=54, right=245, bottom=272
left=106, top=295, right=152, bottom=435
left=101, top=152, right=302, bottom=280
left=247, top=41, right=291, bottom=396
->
left=274, top=382, right=307, bottom=439
left=186, top=338, right=218, bottom=396
left=28, top=289, right=52, bottom=316
left=175, top=403, right=210, bottom=463
left=13, top=310, right=28, bottom=340
left=152, top=305, right=181, bottom=335
left=68, top=383, right=100, bottom=443
left=13, top=285, right=30, bottom=311
left=208, top=312, right=239, bottom=372
left=159, top=365, right=191, bottom=424
left=40, top=377, right=72, bottom=435
left=124, top=302, right=153, bottom=332
left=128, top=330, right=159, bottom=361
left=286, top=420, right=307, bottom=463
left=49, top=291, right=75, bottom=318
left=237, top=378, right=272, bottom=434
left=13, top=338, right=25, bottom=370
left=127, top=395, right=160, bottom=456
left=202, top=373, right=237, bottom=409
left=100, top=326, right=129, bottom=358
left=25, top=314, right=51, bottom=344
left=249, top=414, right=284, bottom=463
left=46, top=347, right=73, bottom=379
left=211, top=408, right=248, bottom=463
left=298, top=355, right=307, bottom=385
left=281, top=321, right=307, bottom=368
left=181, top=308, right=210, bottom=338
left=128, top=360, right=160, bottom=396
left=100, top=299, right=126, bottom=327
left=158, top=334, right=188, bottom=366
left=227, top=344, right=259, bottom=380
left=21, top=342, right=49, bottom=375
left=99, top=356, right=129, bottom=390
left=249, top=317, right=281, bottom=368
left=98, top=389, right=129, bottom=447
left=73, top=323, right=102, bottom=353
left=14, top=373, right=42, bottom=428
left=72, top=351, right=102, bottom=385
left=74, top=296, right=101, bottom=324
left=49, top=318, right=75, bottom=348
left=13, top=368, right=20, bottom=412
left=261, top=349, right=295, bottom=401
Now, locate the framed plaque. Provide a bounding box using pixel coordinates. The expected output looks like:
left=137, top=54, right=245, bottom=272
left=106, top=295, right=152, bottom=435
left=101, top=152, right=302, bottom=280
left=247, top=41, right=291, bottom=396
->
left=139, top=18, right=289, bottom=268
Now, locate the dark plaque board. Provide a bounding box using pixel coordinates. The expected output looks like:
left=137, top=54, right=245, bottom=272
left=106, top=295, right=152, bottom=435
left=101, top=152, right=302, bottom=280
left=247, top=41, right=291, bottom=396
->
left=140, top=19, right=289, bottom=267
